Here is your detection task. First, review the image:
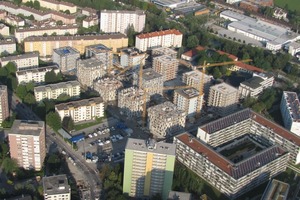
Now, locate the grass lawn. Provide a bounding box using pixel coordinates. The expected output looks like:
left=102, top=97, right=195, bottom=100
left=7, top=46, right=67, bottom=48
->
left=275, top=0, right=300, bottom=12
left=74, top=117, right=103, bottom=131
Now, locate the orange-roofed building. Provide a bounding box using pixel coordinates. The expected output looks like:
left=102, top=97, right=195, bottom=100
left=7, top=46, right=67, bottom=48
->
left=135, top=29, right=183, bottom=52
left=181, top=45, right=205, bottom=61
left=229, top=62, right=264, bottom=74
left=216, top=50, right=238, bottom=61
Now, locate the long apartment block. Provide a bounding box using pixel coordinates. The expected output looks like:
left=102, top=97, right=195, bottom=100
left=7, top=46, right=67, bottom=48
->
left=23, top=0, right=77, bottom=13
left=8, top=120, right=46, bottom=171
left=55, top=97, right=104, bottom=123
left=0, top=85, right=9, bottom=125
left=16, top=65, right=59, bottom=85
left=93, top=78, right=123, bottom=102
left=0, top=51, right=39, bottom=70
left=15, top=24, right=79, bottom=42
left=174, top=132, right=289, bottom=199
left=147, top=101, right=186, bottom=138
left=24, top=34, right=128, bottom=59
left=34, top=80, right=80, bottom=101
left=100, top=10, right=145, bottom=34
left=0, top=10, right=25, bottom=27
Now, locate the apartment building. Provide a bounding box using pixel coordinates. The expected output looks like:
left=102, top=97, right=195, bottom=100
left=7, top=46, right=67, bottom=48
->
left=16, top=65, right=59, bottom=85
left=43, top=174, right=71, bottom=200
left=208, top=82, right=239, bottom=117
left=15, top=24, right=79, bottom=42
left=82, top=15, right=99, bottom=28
left=93, top=77, right=123, bottom=102
left=52, top=46, right=80, bottom=73
left=23, top=0, right=77, bottom=13
left=151, top=46, right=177, bottom=59
left=81, top=7, right=98, bottom=16
left=280, top=91, right=300, bottom=136
left=182, top=70, right=213, bottom=97
left=136, top=68, right=164, bottom=98
left=118, top=87, right=147, bottom=118
left=24, top=34, right=128, bottom=59
left=34, top=80, right=80, bottom=101
left=175, top=132, right=289, bottom=199
left=50, top=10, right=76, bottom=25
left=123, top=138, right=176, bottom=200
left=153, top=55, right=178, bottom=81
left=135, top=29, right=183, bottom=52
left=261, top=179, right=290, bottom=200
left=173, top=87, right=200, bottom=117
left=120, top=47, right=146, bottom=68
left=147, top=101, right=186, bottom=138
left=0, top=85, right=9, bottom=125
left=85, top=44, right=113, bottom=70
left=0, top=23, right=9, bottom=36
left=8, top=120, right=46, bottom=171
left=239, top=73, right=274, bottom=98
left=0, top=52, right=39, bottom=70
left=100, top=10, right=145, bottom=34
left=55, top=97, right=104, bottom=123
left=0, top=37, right=16, bottom=55
left=0, top=10, right=25, bottom=27
left=77, top=58, right=106, bottom=88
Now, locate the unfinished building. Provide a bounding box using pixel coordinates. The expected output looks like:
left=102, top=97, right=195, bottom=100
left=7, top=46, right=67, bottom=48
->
left=153, top=55, right=179, bottom=81
left=151, top=47, right=177, bottom=59
left=93, top=78, right=123, bottom=102
left=85, top=44, right=113, bottom=70
left=147, top=101, right=186, bottom=138
left=118, top=87, right=148, bottom=118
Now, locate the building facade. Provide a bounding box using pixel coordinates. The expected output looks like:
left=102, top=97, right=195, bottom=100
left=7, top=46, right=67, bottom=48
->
left=0, top=85, right=9, bottom=125
left=135, top=29, right=183, bottom=52
left=152, top=55, right=178, bottom=81
left=123, top=138, right=176, bottom=200
left=55, top=97, right=104, bottom=123
left=151, top=47, right=177, bottom=59
left=0, top=52, right=39, bottom=70
left=100, top=10, right=145, bottom=34
left=52, top=46, right=80, bottom=73
left=16, top=65, right=59, bottom=84
left=173, top=87, right=200, bottom=117
left=93, top=78, right=123, bottom=102
left=208, top=82, right=239, bottom=117
left=34, top=80, right=80, bottom=101
left=182, top=70, right=212, bottom=97
left=8, top=120, right=46, bottom=171
left=85, top=44, right=113, bottom=70
left=43, top=174, right=71, bottom=200
left=120, top=47, right=146, bottom=68
left=0, top=37, right=16, bottom=56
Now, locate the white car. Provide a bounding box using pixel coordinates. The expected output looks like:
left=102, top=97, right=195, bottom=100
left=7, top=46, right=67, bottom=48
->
left=98, top=142, right=104, bottom=146
left=93, top=132, right=98, bottom=137
left=105, top=140, right=111, bottom=144
left=88, top=134, right=93, bottom=138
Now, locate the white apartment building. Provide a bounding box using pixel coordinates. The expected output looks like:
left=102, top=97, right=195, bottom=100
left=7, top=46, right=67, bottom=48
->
left=147, top=101, right=186, bottom=138
left=43, top=174, right=71, bottom=200
left=85, top=44, right=113, bottom=70
left=0, top=23, right=9, bottom=36
left=34, top=80, right=80, bottom=101
left=239, top=73, right=274, bottom=98
left=280, top=91, right=300, bottom=136
left=100, top=10, right=145, bottom=34
left=173, top=87, right=200, bottom=117
left=15, top=24, right=78, bottom=42
left=52, top=46, right=80, bottom=73
left=16, top=65, right=59, bottom=85
left=0, top=52, right=39, bottom=70
left=208, top=82, right=239, bottom=117
left=77, top=58, right=106, bottom=88
left=120, top=47, right=146, bottom=68
left=55, top=97, right=104, bottom=123
left=82, top=15, right=99, bottom=28
left=8, top=120, right=46, bottom=171
left=135, top=29, right=183, bottom=52
left=0, top=37, right=16, bottom=55
left=0, top=85, right=9, bottom=125
left=152, top=55, right=178, bottom=81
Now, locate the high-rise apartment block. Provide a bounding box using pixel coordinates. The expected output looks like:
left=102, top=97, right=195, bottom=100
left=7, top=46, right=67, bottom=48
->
left=100, top=10, right=145, bottom=34
left=151, top=47, right=177, bottom=59
left=52, top=46, right=80, bottom=73
left=77, top=58, right=106, bottom=88
left=0, top=85, right=9, bottom=125
left=152, top=55, right=178, bottom=81
left=120, top=47, right=146, bottom=68
left=135, top=29, right=183, bottom=52
left=43, top=174, right=71, bottom=200
left=208, top=82, right=239, bottom=117
left=16, top=65, right=59, bottom=85
left=85, top=44, right=113, bottom=70
left=147, top=101, right=186, bottom=138
left=280, top=91, right=300, bottom=136
left=173, top=87, right=200, bottom=117
left=0, top=52, right=39, bottom=70
left=93, top=78, right=123, bottom=102
left=182, top=70, right=212, bottom=97
left=34, top=80, right=80, bottom=101
left=123, top=138, right=176, bottom=200
left=8, top=120, right=46, bottom=171
left=55, top=97, right=104, bottom=123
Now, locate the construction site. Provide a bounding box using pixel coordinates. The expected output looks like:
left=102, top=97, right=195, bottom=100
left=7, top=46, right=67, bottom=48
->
left=93, top=77, right=123, bottom=102
left=151, top=46, right=177, bottom=59
left=152, top=55, right=179, bottom=81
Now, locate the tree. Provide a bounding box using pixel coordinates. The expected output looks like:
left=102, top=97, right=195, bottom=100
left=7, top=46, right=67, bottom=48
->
left=56, top=93, right=70, bottom=102
left=64, top=10, right=70, bottom=14
left=5, top=62, right=17, bottom=74
left=45, top=70, right=58, bottom=83
left=186, top=35, right=199, bottom=49
left=24, top=93, right=36, bottom=105
left=47, top=154, right=61, bottom=174
left=28, top=15, right=35, bottom=20
left=56, top=20, right=63, bottom=26
left=126, top=24, right=136, bottom=47
left=46, top=112, right=62, bottom=131
left=2, top=158, right=18, bottom=174
left=16, top=85, right=27, bottom=100
left=25, top=82, right=35, bottom=93
left=212, top=67, right=222, bottom=79
left=33, top=0, right=40, bottom=10
left=51, top=32, right=57, bottom=36
left=62, top=116, right=74, bottom=131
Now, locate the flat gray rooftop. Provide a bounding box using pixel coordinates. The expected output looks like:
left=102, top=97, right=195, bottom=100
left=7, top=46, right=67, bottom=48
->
left=53, top=46, right=79, bottom=56
left=9, top=120, right=44, bottom=136
left=142, top=68, right=163, bottom=81
left=43, top=174, right=70, bottom=196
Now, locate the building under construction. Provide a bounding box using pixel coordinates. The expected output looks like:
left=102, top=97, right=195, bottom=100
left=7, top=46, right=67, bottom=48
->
left=118, top=87, right=148, bottom=118
left=151, top=47, right=177, bottom=59
left=147, top=101, right=186, bottom=138
left=93, top=77, right=123, bottom=102
left=85, top=44, right=113, bottom=70
left=153, top=55, right=179, bottom=81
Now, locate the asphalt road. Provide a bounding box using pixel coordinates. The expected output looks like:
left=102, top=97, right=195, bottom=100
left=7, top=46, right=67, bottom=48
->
left=9, top=90, right=101, bottom=200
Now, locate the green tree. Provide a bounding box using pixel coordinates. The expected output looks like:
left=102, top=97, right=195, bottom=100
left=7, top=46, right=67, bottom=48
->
left=56, top=93, right=70, bottom=102
left=25, top=82, right=35, bottom=93
left=24, top=93, right=36, bottom=105
left=33, top=0, right=40, bottom=10
left=212, top=67, right=222, bottom=79
left=186, top=35, right=199, bottom=49
left=46, top=112, right=62, bottom=131
left=62, top=116, right=74, bottom=131
left=64, top=10, right=70, bottom=14
left=56, top=20, right=63, bottom=26
left=45, top=70, right=58, bottom=83
left=5, top=62, right=17, bottom=74
left=126, top=24, right=136, bottom=47
left=0, top=142, right=9, bottom=162
left=16, top=85, right=27, bottom=100
left=51, top=32, right=57, bottom=36
left=2, top=157, right=18, bottom=174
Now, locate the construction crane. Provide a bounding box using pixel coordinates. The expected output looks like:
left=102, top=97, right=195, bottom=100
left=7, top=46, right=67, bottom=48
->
left=195, top=59, right=252, bottom=118
left=141, top=85, right=193, bottom=127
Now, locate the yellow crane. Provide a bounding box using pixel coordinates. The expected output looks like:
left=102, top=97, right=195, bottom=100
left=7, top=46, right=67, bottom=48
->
left=195, top=59, right=252, bottom=117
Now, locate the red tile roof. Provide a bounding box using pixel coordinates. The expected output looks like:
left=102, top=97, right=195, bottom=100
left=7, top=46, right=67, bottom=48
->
left=182, top=45, right=205, bottom=58
left=235, top=62, right=264, bottom=73
left=217, top=50, right=238, bottom=61
left=136, top=29, right=182, bottom=39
